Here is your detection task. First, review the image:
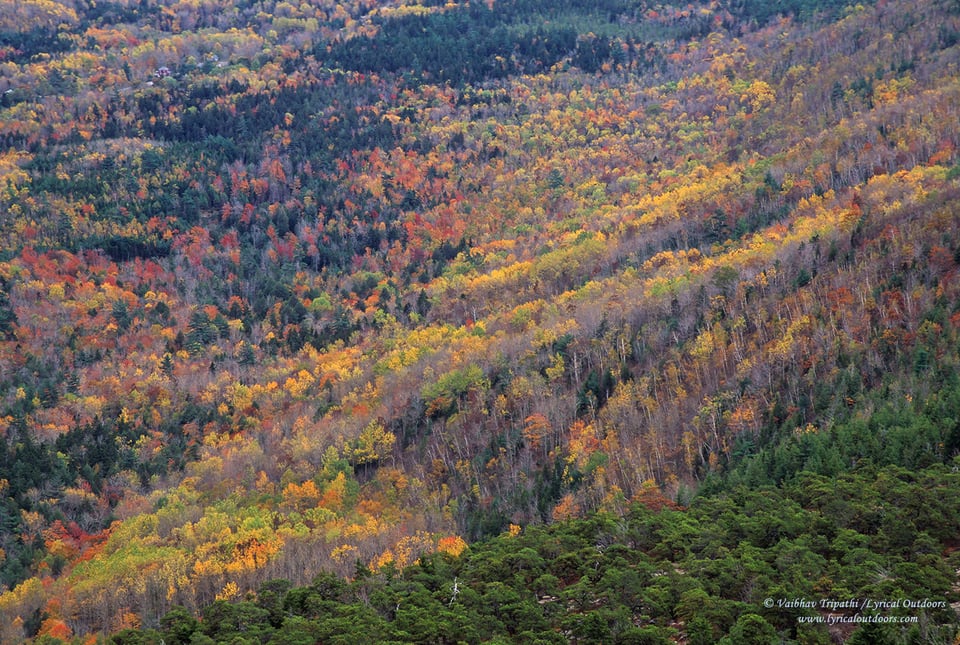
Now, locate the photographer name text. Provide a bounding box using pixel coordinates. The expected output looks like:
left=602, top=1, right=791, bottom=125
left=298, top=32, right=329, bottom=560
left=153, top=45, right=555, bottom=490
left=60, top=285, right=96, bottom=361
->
left=763, top=597, right=947, bottom=611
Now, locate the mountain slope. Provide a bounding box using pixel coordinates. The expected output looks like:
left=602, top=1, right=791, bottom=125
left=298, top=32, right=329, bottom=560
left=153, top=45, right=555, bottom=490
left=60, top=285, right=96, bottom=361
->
left=0, top=0, right=959, bottom=641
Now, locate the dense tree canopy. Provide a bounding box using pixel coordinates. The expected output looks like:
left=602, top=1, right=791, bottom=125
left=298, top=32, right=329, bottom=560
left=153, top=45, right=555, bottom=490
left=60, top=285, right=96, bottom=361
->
left=0, top=0, right=958, bottom=641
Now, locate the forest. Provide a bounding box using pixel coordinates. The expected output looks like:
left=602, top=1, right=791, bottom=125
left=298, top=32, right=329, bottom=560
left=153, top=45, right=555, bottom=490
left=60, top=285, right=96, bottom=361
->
left=0, top=0, right=959, bottom=642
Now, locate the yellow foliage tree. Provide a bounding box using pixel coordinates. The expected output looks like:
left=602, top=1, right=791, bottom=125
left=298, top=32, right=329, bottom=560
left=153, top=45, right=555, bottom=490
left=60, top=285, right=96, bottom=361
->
left=350, top=419, right=396, bottom=466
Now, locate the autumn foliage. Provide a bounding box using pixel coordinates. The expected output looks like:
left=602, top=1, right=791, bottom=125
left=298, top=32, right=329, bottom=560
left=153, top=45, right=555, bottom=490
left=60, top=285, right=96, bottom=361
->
left=1, top=0, right=960, bottom=641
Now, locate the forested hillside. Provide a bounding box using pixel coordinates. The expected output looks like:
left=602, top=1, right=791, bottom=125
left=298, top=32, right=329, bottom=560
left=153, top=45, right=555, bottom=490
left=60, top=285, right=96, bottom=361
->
left=1, top=0, right=959, bottom=642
